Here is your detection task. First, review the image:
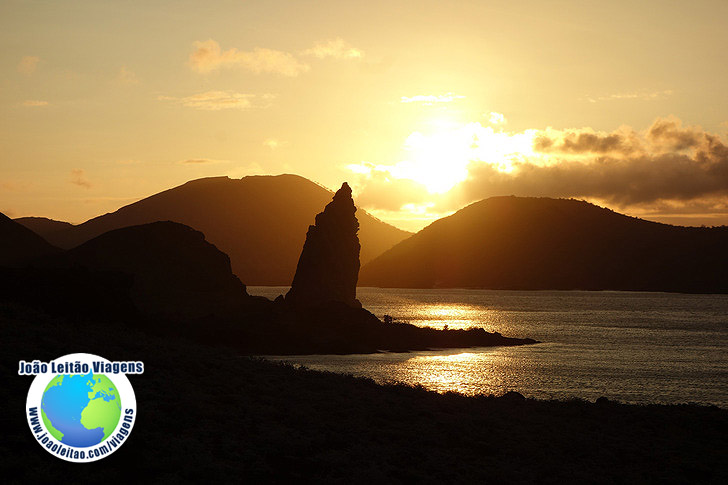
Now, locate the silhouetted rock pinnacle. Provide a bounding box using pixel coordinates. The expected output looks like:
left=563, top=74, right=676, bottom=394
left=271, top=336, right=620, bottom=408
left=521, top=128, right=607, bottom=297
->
left=286, top=182, right=362, bottom=308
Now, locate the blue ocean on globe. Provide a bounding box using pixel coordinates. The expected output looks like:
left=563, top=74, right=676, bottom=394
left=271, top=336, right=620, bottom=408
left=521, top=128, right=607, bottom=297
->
left=41, top=371, right=119, bottom=447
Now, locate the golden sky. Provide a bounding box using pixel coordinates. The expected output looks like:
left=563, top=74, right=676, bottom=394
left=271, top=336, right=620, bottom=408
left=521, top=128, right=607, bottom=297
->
left=2, top=0, right=728, bottom=231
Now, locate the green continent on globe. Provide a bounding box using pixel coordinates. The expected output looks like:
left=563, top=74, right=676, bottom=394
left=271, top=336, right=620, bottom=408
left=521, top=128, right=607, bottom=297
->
left=41, top=373, right=122, bottom=444
left=80, top=374, right=122, bottom=441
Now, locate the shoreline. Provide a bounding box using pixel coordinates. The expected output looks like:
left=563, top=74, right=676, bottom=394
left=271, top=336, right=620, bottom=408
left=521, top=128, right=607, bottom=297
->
left=3, top=307, right=727, bottom=482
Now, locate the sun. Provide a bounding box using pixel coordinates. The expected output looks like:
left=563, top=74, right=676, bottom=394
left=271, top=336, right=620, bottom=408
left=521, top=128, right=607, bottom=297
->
left=396, top=128, right=473, bottom=193
left=392, top=121, right=535, bottom=194
left=346, top=119, right=538, bottom=199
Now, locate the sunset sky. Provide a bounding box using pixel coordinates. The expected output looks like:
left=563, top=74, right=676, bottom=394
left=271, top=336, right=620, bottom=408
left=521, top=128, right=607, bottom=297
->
left=2, top=0, right=728, bottom=231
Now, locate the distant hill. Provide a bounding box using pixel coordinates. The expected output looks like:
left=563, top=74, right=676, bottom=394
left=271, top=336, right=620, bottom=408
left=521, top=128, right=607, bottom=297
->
left=14, top=217, right=74, bottom=246
left=48, top=174, right=410, bottom=285
left=0, top=212, right=60, bottom=266
left=359, top=196, right=728, bottom=293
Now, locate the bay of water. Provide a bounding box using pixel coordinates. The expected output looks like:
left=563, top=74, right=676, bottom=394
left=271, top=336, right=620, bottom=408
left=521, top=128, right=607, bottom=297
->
left=249, top=287, right=728, bottom=407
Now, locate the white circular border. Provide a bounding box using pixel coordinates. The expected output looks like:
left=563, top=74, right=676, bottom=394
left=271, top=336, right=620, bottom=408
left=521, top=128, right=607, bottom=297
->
left=25, top=353, right=138, bottom=463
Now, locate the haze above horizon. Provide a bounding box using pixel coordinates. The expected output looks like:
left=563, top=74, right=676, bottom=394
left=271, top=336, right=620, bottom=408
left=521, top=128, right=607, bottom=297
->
left=2, top=0, right=728, bottom=232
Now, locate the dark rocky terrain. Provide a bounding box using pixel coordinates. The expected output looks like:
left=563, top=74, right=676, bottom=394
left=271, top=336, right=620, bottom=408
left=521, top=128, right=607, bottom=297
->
left=2, top=307, right=726, bottom=484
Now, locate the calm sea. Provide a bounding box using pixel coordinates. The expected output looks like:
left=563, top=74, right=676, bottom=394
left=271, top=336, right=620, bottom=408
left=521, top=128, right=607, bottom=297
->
left=249, top=287, right=728, bottom=407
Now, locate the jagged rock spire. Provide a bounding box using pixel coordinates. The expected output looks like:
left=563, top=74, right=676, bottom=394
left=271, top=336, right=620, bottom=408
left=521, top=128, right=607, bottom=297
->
left=285, top=182, right=361, bottom=308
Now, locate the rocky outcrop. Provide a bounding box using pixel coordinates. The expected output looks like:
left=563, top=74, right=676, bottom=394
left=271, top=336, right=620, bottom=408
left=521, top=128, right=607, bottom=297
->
left=285, top=183, right=361, bottom=308
left=61, top=221, right=250, bottom=317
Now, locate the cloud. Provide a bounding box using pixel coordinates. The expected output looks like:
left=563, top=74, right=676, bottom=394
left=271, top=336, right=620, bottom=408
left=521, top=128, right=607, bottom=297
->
left=302, top=38, right=363, bottom=59
left=22, top=100, right=49, bottom=107
left=17, top=56, right=40, bottom=75
left=263, top=138, right=287, bottom=150
left=347, top=117, right=728, bottom=224
left=159, top=91, right=257, bottom=110
left=533, top=126, right=643, bottom=156
left=459, top=117, right=728, bottom=207
left=70, top=169, right=92, bottom=189
left=400, top=93, right=466, bottom=105
left=346, top=163, right=431, bottom=211
left=586, top=90, right=673, bottom=103
left=189, top=39, right=308, bottom=76
left=487, top=112, right=506, bottom=125
left=178, top=158, right=229, bottom=165
left=117, top=66, right=139, bottom=85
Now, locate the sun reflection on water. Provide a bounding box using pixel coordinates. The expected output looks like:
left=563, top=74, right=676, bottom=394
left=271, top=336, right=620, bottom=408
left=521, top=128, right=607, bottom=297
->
left=399, top=350, right=521, bottom=396
left=404, top=303, right=517, bottom=336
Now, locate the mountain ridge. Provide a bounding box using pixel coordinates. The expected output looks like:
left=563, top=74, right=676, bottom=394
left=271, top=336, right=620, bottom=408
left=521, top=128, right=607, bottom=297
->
left=37, top=174, right=410, bottom=285
left=359, top=195, right=728, bottom=293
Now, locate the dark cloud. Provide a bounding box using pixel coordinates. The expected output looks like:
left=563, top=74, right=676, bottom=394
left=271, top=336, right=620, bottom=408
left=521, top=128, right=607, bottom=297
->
left=647, top=117, right=705, bottom=151
left=534, top=130, right=642, bottom=155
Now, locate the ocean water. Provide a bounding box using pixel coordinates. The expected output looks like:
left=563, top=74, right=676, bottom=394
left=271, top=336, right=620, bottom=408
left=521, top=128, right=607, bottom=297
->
left=249, top=287, right=728, bottom=407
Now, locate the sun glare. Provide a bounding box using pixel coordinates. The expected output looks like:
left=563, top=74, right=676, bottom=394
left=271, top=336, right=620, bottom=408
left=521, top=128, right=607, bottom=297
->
left=370, top=121, right=539, bottom=194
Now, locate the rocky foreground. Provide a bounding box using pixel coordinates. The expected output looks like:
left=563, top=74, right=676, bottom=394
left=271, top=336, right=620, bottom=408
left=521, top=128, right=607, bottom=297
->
left=2, top=306, right=726, bottom=484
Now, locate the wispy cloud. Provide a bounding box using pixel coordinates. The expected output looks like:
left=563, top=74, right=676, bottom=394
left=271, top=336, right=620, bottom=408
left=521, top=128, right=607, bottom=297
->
left=178, top=158, right=229, bottom=165
left=70, top=169, right=92, bottom=189
left=189, top=39, right=309, bottom=76
left=400, top=93, right=466, bottom=105
left=263, top=138, right=287, bottom=150
left=17, top=56, right=40, bottom=75
left=22, top=100, right=49, bottom=107
left=301, top=38, right=363, bottom=59
left=586, top=90, right=673, bottom=103
left=116, top=66, right=139, bottom=85
left=158, top=91, right=259, bottom=111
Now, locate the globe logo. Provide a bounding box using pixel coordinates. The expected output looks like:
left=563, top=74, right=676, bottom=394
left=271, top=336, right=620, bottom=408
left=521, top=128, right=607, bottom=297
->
left=22, top=353, right=142, bottom=462
left=41, top=372, right=122, bottom=447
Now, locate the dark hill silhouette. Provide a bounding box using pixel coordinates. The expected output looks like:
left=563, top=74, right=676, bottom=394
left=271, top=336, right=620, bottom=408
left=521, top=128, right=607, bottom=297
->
left=359, top=196, right=728, bottom=293
left=14, top=216, right=74, bottom=246
left=55, top=221, right=250, bottom=317
left=0, top=212, right=61, bottom=266
left=47, top=174, right=410, bottom=284
left=1, top=192, right=536, bottom=353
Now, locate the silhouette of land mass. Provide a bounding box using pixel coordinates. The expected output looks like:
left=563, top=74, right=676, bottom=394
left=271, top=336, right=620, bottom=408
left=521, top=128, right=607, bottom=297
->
left=0, top=185, right=535, bottom=354
left=0, top=212, right=61, bottom=266
left=360, top=196, right=728, bottom=293
left=14, top=216, right=73, bottom=241
left=28, top=174, right=410, bottom=285
left=2, top=310, right=726, bottom=483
